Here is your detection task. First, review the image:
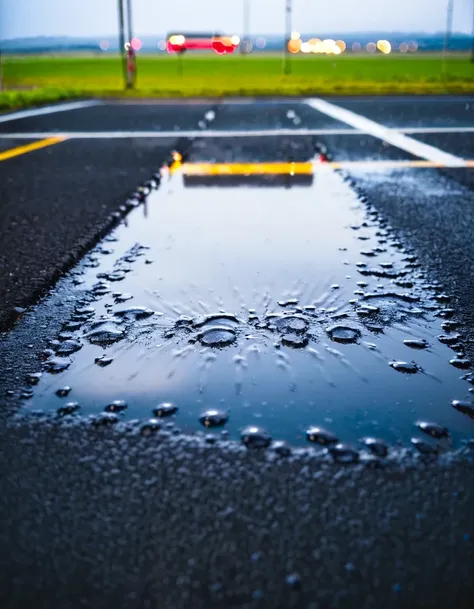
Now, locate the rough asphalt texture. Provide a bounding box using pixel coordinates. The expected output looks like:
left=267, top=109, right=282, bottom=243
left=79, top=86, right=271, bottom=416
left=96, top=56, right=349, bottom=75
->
left=1, top=98, right=474, bottom=608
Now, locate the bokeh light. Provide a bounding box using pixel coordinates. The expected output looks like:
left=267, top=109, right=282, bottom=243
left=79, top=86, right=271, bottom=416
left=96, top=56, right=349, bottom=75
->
left=130, top=37, right=142, bottom=52
left=287, top=38, right=301, bottom=53
left=377, top=40, right=392, bottom=54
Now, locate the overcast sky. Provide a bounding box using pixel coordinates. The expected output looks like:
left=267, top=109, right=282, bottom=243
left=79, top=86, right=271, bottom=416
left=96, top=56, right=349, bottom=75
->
left=0, top=0, right=472, bottom=40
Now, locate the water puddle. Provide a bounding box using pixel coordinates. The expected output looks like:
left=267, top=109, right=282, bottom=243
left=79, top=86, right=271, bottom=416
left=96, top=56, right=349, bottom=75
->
left=17, top=165, right=474, bottom=450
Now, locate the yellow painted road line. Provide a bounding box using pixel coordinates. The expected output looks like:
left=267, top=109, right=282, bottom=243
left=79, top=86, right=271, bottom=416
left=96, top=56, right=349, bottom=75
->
left=0, top=137, right=65, bottom=162
left=181, top=162, right=314, bottom=176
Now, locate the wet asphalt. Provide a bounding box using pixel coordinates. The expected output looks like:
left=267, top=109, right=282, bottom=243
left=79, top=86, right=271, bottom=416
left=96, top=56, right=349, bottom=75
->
left=0, top=98, right=474, bottom=608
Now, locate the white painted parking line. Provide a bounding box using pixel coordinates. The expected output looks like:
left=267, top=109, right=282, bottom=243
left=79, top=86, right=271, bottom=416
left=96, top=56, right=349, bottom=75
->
left=1, top=127, right=474, bottom=140
left=0, top=100, right=102, bottom=124
left=0, top=128, right=359, bottom=139
left=305, top=98, right=467, bottom=167
left=400, top=126, right=474, bottom=134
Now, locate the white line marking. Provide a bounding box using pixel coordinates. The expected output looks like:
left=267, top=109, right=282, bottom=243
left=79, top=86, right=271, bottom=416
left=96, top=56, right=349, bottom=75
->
left=0, top=128, right=359, bottom=139
left=400, top=126, right=474, bottom=134
left=305, top=98, right=466, bottom=167
left=0, top=100, right=102, bottom=124
left=1, top=127, right=473, bottom=140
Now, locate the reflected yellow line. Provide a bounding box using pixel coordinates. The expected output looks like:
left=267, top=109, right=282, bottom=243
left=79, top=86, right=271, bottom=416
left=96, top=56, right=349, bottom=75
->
left=181, top=162, right=314, bottom=176
left=0, top=137, right=65, bottom=162
left=172, top=159, right=472, bottom=176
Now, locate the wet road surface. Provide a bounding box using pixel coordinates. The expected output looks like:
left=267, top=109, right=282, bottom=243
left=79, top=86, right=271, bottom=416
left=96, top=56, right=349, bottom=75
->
left=0, top=97, right=474, bottom=608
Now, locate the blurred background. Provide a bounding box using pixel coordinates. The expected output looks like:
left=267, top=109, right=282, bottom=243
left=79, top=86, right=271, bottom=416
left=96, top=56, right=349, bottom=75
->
left=0, top=0, right=473, bottom=103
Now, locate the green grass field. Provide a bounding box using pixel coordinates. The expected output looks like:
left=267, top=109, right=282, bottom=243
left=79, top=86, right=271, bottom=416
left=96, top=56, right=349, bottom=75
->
left=1, top=53, right=474, bottom=110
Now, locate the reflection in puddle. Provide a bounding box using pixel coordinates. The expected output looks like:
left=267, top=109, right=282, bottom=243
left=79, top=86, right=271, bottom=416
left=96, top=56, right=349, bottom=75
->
left=20, top=168, right=474, bottom=450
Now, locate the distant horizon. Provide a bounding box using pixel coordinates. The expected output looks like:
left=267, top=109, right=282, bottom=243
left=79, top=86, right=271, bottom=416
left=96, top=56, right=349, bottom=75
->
left=2, top=30, right=473, bottom=43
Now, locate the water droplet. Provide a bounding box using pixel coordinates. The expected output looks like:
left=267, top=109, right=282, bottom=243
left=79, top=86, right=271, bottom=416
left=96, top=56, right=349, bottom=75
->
left=441, top=321, right=459, bottom=332
left=199, top=409, right=229, bottom=428
left=282, top=333, right=308, bottom=348
left=91, top=412, right=119, bottom=428
left=153, top=402, right=178, bottom=417
left=91, top=281, right=110, bottom=296
left=194, top=313, right=240, bottom=328
left=54, top=339, right=83, bottom=356
left=438, top=334, right=461, bottom=346
left=58, top=332, right=74, bottom=341
left=329, top=443, right=360, bottom=464
left=360, top=437, right=388, bottom=457
left=56, top=386, right=71, bottom=397
left=85, top=319, right=125, bottom=346
left=198, top=326, right=236, bottom=348
left=75, top=305, right=95, bottom=318
left=21, top=388, right=34, bottom=399
left=114, top=306, right=154, bottom=320
left=45, top=357, right=71, bottom=373
left=449, top=358, right=471, bottom=370
left=326, top=325, right=361, bottom=344
left=306, top=426, right=339, bottom=446
left=278, top=298, right=299, bottom=306
left=271, top=440, right=292, bottom=457
left=140, top=419, right=161, bottom=436
left=389, top=361, right=420, bottom=374
left=95, top=355, right=113, bottom=367
left=175, top=315, right=194, bottom=327
left=26, top=372, right=42, bottom=385
left=107, top=270, right=127, bottom=282
left=57, top=402, right=80, bottom=416
left=403, top=339, right=428, bottom=350
left=451, top=400, right=474, bottom=419
left=411, top=437, right=437, bottom=455
left=416, top=420, right=449, bottom=439
left=241, top=426, right=272, bottom=449
left=113, top=293, right=133, bottom=304
left=62, top=320, right=83, bottom=332
left=356, top=305, right=379, bottom=316
left=105, top=400, right=128, bottom=413
left=435, top=308, right=455, bottom=319
left=275, top=315, right=308, bottom=334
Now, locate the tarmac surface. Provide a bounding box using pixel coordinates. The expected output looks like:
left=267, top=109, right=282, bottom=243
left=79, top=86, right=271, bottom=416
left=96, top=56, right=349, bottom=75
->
left=0, top=97, right=474, bottom=608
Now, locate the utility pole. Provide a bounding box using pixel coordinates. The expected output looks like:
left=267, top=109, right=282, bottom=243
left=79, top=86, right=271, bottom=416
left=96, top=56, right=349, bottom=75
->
left=241, top=0, right=250, bottom=54
left=283, top=0, right=292, bottom=75
left=0, top=49, right=3, bottom=91
left=471, top=0, right=474, bottom=62
left=125, top=0, right=135, bottom=88
left=118, top=0, right=127, bottom=89
left=442, top=0, right=454, bottom=77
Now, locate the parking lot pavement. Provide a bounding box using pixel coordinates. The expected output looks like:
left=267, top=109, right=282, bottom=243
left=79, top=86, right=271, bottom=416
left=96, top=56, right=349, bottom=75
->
left=0, top=96, right=474, bottom=609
